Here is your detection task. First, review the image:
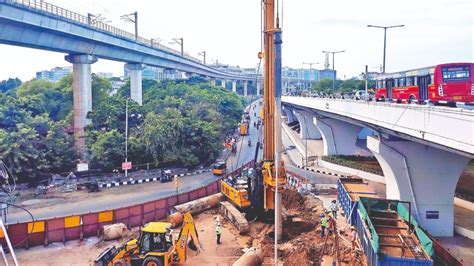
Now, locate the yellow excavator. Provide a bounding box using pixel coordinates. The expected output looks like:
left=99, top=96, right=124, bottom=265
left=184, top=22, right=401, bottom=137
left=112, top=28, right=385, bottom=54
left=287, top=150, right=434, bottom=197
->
left=95, top=212, right=201, bottom=266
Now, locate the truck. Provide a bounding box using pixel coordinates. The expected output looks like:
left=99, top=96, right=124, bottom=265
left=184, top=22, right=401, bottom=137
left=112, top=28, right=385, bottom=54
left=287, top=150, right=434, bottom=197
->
left=239, top=122, right=249, bottom=136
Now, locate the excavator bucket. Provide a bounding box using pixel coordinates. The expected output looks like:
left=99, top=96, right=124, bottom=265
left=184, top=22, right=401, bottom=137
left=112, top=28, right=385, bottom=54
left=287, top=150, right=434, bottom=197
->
left=94, top=246, right=117, bottom=266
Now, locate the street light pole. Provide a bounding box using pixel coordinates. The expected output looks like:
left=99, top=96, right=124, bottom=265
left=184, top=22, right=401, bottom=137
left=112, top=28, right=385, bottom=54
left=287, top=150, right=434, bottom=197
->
left=367, top=24, right=405, bottom=73
left=171, top=38, right=184, bottom=56
left=322, top=50, right=345, bottom=91
left=303, top=116, right=308, bottom=167
left=125, top=97, right=129, bottom=178
left=198, top=51, right=206, bottom=64
left=120, top=12, right=138, bottom=40
left=303, top=62, right=319, bottom=91
left=365, top=65, right=368, bottom=101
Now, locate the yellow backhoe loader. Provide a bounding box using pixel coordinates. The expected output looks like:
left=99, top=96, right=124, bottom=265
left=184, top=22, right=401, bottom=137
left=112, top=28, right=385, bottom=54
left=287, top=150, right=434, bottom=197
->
left=95, top=212, right=201, bottom=266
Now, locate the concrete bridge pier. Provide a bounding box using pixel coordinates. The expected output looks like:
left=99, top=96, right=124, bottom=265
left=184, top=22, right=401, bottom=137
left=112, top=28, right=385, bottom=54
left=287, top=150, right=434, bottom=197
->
left=125, top=63, right=145, bottom=105
left=282, top=105, right=297, bottom=124
left=232, top=80, right=237, bottom=93
left=293, top=110, right=322, bottom=140
left=313, top=117, right=362, bottom=155
left=256, top=81, right=261, bottom=96
left=210, top=78, right=216, bottom=86
left=221, top=80, right=226, bottom=89
left=65, top=54, right=98, bottom=156
left=367, top=136, right=470, bottom=236
left=243, top=80, right=248, bottom=96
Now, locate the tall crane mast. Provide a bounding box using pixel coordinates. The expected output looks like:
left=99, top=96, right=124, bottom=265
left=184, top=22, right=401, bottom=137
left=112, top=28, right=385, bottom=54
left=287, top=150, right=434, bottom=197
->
left=261, top=0, right=285, bottom=241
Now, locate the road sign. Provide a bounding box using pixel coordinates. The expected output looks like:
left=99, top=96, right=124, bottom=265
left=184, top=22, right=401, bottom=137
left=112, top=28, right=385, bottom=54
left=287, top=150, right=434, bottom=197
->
left=122, top=162, right=132, bottom=170
left=77, top=163, right=89, bottom=172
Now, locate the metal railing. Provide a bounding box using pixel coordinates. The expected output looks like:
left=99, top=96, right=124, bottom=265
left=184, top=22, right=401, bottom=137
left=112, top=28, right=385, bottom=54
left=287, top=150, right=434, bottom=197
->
left=8, top=0, right=206, bottom=65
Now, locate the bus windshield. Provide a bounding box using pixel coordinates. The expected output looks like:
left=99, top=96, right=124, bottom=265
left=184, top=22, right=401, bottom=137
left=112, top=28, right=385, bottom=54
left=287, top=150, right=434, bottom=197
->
left=442, top=66, right=470, bottom=81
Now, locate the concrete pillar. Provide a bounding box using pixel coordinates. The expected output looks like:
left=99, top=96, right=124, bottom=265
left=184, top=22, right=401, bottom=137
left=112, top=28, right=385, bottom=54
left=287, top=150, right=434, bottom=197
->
left=243, top=80, right=248, bottom=96
left=221, top=80, right=226, bottom=89
left=210, top=79, right=216, bottom=86
left=125, top=63, right=145, bottom=105
left=65, top=54, right=98, bottom=156
left=293, top=110, right=322, bottom=139
left=256, top=81, right=261, bottom=96
left=282, top=106, right=297, bottom=124
left=367, top=136, right=470, bottom=236
left=232, top=80, right=237, bottom=93
left=313, top=117, right=362, bottom=155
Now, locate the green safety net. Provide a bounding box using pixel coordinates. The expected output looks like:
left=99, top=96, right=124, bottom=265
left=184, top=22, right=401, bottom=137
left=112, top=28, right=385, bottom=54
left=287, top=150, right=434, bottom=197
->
left=358, top=197, right=434, bottom=258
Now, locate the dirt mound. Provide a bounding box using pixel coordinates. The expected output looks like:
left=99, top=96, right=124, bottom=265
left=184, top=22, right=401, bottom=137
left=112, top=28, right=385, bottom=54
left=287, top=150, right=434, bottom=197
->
left=304, top=195, right=323, bottom=211
left=267, top=221, right=315, bottom=242
left=282, top=189, right=305, bottom=211
left=284, top=221, right=316, bottom=240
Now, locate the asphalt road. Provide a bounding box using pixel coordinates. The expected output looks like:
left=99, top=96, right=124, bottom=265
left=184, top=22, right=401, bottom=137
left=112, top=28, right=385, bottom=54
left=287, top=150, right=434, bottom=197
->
left=227, top=100, right=263, bottom=171
left=7, top=171, right=219, bottom=223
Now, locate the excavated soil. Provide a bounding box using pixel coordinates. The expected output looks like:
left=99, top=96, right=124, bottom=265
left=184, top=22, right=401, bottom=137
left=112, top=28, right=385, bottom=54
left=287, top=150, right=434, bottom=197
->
left=267, top=221, right=316, bottom=242
left=254, top=188, right=367, bottom=265
left=282, top=189, right=306, bottom=211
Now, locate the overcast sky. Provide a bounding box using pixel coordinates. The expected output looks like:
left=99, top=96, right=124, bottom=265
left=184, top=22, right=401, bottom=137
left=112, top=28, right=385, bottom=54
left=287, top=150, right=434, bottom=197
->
left=0, top=0, right=472, bottom=81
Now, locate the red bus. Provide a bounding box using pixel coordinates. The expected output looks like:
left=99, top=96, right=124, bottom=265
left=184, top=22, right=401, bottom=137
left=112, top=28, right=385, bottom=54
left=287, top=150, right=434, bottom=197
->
left=374, top=62, right=474, bottom=105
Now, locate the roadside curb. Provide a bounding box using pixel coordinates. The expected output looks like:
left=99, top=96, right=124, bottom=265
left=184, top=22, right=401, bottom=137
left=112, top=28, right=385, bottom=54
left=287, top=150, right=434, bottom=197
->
left=293, top=163, right=351, bottom=178
left=98, top=169, right=212, bottom=188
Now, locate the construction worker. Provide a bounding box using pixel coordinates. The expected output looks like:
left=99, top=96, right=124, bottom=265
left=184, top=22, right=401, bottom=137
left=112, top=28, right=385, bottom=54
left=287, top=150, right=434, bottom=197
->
left=330, top=200, right=339, bottom=219
left=327, top=213, right=335, bottom=236
left=216, top=223, right=222, bottom=244
left=351, top=226, right=357, bottom=250
left=320, top=213, right=328, bottom=237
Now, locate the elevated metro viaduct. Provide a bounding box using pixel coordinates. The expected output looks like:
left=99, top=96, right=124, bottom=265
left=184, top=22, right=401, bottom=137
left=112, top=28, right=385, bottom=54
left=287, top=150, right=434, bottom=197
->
left=0, top=0, right=254, bottom=154
left=282, top=96, right=474, bottom=237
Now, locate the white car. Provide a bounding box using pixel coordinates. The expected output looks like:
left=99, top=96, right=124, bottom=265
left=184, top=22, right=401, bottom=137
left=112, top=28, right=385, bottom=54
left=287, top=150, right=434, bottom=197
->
left=354, top=90, right=371, bottom=100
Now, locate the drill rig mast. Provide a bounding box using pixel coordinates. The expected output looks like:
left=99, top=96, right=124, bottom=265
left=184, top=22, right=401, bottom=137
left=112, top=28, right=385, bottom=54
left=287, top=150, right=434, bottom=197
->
left=261, top=0, right=285, bottom=240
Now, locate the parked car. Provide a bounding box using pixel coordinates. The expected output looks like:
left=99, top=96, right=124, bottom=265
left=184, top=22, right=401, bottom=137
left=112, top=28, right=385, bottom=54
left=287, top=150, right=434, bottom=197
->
left=354, top=90, right=373, bottom=101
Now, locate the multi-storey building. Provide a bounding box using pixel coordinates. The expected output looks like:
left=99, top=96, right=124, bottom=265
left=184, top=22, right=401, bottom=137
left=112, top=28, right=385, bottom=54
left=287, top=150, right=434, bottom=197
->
left=36, top=66, right=72, bottom=82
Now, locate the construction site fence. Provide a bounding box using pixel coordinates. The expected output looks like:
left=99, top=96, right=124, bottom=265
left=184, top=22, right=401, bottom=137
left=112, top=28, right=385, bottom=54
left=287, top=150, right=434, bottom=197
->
left=0, top=161, right=254, bottom=249
left=337, top=179, right=360, bottom=226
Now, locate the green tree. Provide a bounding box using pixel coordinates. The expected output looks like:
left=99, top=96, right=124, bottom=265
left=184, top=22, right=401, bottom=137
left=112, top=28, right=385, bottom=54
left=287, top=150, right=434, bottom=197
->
left=142, top=109, right=185, bottom=164
left=312, top=79, right=334, bottom=93
left=16, top=78, right=72, bottom=121
left=0, top=124, right=48, bottom=181
left=44, top=121, right=77, bottom=174
left=91, top=74, right=113, bottom=107
left=89, top=129, right=125, bottom=171
left=0, top=78, right=21, bottom=94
